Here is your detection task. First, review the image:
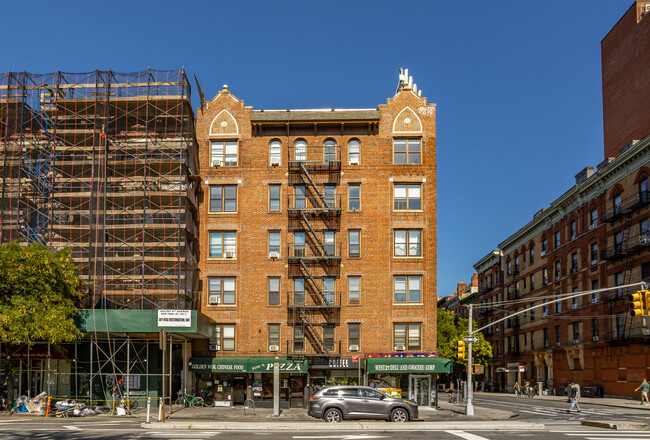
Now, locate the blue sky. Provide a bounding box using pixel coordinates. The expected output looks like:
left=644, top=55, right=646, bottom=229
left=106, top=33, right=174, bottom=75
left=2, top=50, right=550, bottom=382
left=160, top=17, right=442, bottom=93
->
left=0, top=0, right=633, bottom=297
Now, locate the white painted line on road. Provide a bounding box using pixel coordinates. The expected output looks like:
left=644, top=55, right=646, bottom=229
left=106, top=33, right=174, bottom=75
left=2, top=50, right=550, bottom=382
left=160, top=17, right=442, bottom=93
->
left=64, top=425, right=82, bottom=431
left=444, top=430, right=491, bottom=440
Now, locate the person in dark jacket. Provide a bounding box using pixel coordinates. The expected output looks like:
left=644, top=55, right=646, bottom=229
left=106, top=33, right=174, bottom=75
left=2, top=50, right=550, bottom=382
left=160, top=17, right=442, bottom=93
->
left=567, top=383, right=581, bottom=412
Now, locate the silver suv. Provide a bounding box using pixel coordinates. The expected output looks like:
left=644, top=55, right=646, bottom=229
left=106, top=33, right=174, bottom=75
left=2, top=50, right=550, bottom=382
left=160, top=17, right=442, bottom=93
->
left=308, top=386, right=418, bottom=422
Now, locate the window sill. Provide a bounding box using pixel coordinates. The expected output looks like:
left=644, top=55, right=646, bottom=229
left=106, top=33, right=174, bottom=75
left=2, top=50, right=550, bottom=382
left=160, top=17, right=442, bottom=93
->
left=208, top=212, right=238, bottom=215
left=207, top=258, right=238, bottom=261
left=393, top=256, right=424, bottom=259
left=207, top=305, right=237, bottom=308
left=393, top=302, right=424, bottom=306
left=392, top=210, right=424, bottom=213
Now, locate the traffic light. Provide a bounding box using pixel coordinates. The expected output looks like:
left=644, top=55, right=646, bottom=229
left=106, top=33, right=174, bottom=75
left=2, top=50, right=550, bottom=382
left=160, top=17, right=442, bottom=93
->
left=457, top=340, right=466, bottom=360
left=630, top=290, right=647, bottom=317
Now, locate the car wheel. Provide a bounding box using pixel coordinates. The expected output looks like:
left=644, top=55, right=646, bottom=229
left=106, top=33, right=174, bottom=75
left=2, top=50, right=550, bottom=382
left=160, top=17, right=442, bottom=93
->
left=324, top=408, right=342, bottom=423
left=390, top=408, right=409, bottom=422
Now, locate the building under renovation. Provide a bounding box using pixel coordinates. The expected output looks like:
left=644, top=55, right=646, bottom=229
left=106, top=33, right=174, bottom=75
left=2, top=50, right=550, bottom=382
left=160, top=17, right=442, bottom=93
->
left=0, top=70, right=208, bottom=405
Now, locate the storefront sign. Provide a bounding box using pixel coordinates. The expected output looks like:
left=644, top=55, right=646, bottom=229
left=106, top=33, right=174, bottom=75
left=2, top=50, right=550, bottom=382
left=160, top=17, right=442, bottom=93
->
left=248, top=358, right=307, bottom=373
left=157, top=309, right=191, bottom=327
left=366, top=357, right=452, bottom=373
left=189, top=357, right=247, bottom=373
left=365, top=352, right=439, bottom=358
left=311, top=358, right=362, bottom=369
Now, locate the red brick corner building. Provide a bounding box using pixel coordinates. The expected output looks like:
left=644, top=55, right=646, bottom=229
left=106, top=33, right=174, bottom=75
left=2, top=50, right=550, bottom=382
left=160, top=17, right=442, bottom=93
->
left=190, top=72, right=447, bottom=407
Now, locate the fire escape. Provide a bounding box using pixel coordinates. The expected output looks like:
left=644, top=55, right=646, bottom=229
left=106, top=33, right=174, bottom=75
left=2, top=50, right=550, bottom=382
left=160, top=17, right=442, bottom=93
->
left=287, top=143, right=342, bottom=358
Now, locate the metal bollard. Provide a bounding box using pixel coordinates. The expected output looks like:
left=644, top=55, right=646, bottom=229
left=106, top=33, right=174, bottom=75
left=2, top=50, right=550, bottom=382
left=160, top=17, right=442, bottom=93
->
left=45, top=396, right=52, bottom=418
left=146, top=397, right=151, bottom=424
left=158, top=397, right=163, bottom=422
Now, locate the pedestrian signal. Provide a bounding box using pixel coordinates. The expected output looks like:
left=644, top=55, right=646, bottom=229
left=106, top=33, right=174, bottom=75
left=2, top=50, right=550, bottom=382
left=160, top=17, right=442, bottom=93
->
left=630, top=290, right=647, bottom=317
left=472, top=364, right=484, bottom=375
left=457, top=340, right=466, bottom=360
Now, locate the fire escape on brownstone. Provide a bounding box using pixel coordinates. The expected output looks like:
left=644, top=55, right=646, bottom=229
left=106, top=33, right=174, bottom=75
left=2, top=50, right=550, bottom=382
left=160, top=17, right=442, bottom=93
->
left=286, top=141, right=342, bottom=359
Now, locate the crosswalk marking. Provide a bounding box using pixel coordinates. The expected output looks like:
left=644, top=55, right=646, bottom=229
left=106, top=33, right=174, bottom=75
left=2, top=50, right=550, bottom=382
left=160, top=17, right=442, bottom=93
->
left=445, top=431, right=491, bottom=440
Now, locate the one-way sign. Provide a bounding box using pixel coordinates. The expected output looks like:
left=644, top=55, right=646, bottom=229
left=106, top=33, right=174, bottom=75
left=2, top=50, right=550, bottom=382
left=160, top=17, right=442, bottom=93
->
left=463, top=336, right=479, bottom=343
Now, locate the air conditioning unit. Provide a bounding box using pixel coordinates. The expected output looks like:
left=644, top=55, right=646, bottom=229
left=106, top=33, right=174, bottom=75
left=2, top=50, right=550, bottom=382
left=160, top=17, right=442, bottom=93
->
left=225, top=251, right=235, bottom=258
left=640, top=235, right=650, bottom=245
left=540, top=251, right=546, bottom=257
left=542, top=312, right=548, bottom=318
left=573, top=339, right=581, bottom=344
left=349, top=345, right=359, bottom=352
left=394, top=344, right=406, bottom=351
left=269, top=251, right=280, bottom=259
left=212, top=159, right=222, bottom=167
left=349, top=157, right=359, bottom=165
left=592, top=336, right=599, bottom=342
left=208, top=295, right=221, bottom=305
left=270, top=157, right=281, bottom=166
left=592, top=297, right=599, bottom=303
left=269, top=345, right=279, bottom=352
left=208, top=344, right=221, bottom=351
left=589, top=223, right=597, bottom=230
left=591, top=259, right=598, bottom=265
left=572, top=303, right=579, bottom=309
left=555, top=342, right=561, bottom=347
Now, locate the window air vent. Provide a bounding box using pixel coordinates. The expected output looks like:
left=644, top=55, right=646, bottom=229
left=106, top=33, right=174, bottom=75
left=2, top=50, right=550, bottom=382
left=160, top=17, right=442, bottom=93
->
left=209, top=295, right=221, bottom=305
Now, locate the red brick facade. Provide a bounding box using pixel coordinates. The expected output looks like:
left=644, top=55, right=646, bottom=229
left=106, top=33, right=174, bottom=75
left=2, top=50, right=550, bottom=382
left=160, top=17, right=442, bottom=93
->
left=602, top=1, right=650, bottom=158
left=194, top=84, right=437, bottom=363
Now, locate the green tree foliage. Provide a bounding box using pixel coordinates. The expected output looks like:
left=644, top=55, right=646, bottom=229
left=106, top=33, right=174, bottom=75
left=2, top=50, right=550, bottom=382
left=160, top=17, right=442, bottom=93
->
left=437, top=308, right=493, bottom=365
left=0, top=242, right=84, bottom=346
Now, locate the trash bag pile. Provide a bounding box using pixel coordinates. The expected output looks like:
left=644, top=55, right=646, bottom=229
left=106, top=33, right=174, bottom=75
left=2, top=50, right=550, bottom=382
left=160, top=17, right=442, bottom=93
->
left=54, top=400, right=103, bottom=417
left=11, top=391, right=48, bottom=413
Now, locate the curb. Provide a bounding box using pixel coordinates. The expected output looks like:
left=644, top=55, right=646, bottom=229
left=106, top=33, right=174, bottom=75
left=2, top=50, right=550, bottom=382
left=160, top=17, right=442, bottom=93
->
left=582, top=420, right=649, bottom=430
left=141, top=421, right=545, bottom=431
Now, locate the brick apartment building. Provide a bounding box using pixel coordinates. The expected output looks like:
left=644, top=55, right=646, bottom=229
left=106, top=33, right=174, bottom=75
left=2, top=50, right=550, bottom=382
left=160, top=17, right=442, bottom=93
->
left=453, top=2, right=650, bottom=398
left=188, top=73, right=449, bottom=407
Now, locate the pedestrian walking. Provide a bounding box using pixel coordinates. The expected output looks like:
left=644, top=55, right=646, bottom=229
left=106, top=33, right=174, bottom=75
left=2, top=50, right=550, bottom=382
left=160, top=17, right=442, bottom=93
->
left=634, top=378, right=650, bottom=405
left=514, top=382, right=521, bottom=399
left=567, top=383, right=581, bottom=412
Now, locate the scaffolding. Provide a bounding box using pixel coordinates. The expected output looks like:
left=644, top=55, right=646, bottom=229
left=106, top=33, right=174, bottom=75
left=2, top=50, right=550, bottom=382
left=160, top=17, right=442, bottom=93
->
left=0, top=70, right=200, bottom=310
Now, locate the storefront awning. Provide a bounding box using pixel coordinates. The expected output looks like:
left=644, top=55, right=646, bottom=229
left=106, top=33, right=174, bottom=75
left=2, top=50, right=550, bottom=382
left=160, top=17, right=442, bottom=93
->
left=189, top=357, right=308, bottom=373
left=366, top=357, right=452, bottom=374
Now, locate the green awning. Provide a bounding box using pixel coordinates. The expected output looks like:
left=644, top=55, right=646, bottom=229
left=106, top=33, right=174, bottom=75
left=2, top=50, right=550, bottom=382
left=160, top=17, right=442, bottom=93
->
left=188, top=357, right=307, bottom=373
left=366, top=357, right=452, bottom=374
left=189, top=357, right=247, bottom=373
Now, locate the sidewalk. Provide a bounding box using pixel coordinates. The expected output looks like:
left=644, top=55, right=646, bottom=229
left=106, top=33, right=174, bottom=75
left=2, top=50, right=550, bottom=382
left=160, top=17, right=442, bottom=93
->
left=477, top=391, right=650, bottom=410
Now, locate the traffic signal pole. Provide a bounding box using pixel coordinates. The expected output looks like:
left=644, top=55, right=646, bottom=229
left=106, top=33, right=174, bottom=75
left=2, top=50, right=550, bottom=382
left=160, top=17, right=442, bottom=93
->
left=466, top=303, right=474, bottom=416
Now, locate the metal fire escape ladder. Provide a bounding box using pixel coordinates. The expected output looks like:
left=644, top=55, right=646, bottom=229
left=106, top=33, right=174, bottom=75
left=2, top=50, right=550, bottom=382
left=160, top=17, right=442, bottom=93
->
left=300, top=309, right=328, bottom=354
left=299, top=259, right=327, bottom=303
left=299, top=162, right=325, bottom=204
left=300, top=211, right=327, bottom=255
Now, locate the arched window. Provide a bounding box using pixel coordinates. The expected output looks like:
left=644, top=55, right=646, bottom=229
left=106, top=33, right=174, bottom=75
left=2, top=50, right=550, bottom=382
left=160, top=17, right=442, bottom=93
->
left=324, top=139, right=336, bottom=162
left=269, top=139, right=282, bottom=166
left=348, top=139, right=360, bottom=165
left=294, top=139, right=307, bottom=161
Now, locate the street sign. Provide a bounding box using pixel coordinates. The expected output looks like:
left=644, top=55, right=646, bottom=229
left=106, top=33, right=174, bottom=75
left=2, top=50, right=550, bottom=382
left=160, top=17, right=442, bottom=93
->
left=518, top=365, right=525, bottom=372
left=463, top=336, right=479, bottom=343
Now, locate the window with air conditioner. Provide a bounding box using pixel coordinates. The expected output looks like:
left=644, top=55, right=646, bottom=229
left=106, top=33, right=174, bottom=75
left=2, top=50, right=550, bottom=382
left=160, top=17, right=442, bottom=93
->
left=349, top=345, right=359, bottom=351
left=269, top=139, right=282, bottom=166
left=394, top=323, right=421, bottom=350
left=209, top=231, right=237, bottom=258
left=214, top=324, right=235, bottom=351
left=209, top=277, right=236, bottom=305
left=348, top=139, right=360, bottom=165
left=590, top=208, right=598, bottom=229
left=268, top=324, right=280, bottom=350
left=348, top=324, right=360, bottom=351
left=268, top=231, right=280, bottom=257
left=348, top=184, right=360, bottom=211
left=211, top=140, right=238, bottom=167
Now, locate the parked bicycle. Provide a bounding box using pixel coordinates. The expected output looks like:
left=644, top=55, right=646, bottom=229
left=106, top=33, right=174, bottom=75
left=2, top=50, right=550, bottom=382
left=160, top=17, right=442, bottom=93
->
left=175, top=393, right=204, bottom=407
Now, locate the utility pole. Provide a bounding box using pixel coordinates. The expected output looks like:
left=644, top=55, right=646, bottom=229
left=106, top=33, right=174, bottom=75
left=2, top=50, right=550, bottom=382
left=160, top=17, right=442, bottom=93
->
left=466, top=304, right=474, bottom=416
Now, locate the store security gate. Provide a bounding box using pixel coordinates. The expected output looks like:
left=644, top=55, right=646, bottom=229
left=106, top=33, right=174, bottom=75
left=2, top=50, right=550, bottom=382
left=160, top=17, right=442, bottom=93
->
left=409, top=375, right=431, bottom=407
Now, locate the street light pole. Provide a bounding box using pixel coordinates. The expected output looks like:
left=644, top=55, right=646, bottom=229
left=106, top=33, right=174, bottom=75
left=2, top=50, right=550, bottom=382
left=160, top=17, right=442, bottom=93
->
left=466, top=304, right=474, bottom=416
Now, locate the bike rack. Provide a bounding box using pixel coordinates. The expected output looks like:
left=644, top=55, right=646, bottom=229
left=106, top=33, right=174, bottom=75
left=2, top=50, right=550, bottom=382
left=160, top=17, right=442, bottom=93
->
left=243, top=399, right=256, bottom=416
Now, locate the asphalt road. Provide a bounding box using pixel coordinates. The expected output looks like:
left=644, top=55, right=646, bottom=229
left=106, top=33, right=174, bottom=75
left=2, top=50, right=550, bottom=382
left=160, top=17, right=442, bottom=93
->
left=472, top=393, right=650, bottom=425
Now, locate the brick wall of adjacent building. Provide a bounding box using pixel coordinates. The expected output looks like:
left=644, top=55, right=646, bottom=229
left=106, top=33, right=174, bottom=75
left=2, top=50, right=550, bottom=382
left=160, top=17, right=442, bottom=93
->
left=194, top=84, right=437, bottom=359
left=602, top=1, right=650, bottom=158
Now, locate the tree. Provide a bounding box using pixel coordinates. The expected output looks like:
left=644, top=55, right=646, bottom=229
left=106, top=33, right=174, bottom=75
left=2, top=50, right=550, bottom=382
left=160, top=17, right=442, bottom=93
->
left=437, top=308, right=493, bottom=366
left=0, top=241, right=84, bottom=403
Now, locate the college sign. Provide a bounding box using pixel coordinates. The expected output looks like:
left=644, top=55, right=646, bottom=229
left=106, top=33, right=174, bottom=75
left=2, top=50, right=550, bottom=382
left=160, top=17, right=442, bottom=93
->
left=189, top=357, right=307, bottom=373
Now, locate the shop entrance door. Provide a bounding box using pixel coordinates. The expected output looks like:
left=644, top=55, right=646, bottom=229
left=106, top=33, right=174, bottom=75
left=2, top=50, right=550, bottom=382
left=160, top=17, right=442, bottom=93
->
left=408, top=375, right=431, bottom=407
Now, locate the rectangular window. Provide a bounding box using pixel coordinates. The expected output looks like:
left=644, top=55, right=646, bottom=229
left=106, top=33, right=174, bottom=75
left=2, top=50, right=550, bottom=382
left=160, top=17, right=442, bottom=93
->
left=614, top=194, right=622, bottom=214
left=555, top=325, right=561, bottom=345
left=641, top=178, right=649, bottom=203
left=530, top=332, right=535, bottom=350
left=393, top=323, right=421, bottom=350
left=571, top=253, right=578, bottom=273
left=556, top=295, right=562, bottom=313
left=394, top=230, right=421, bottom=257
left=573, top=322, right=580, bottom=342
left=592, top=318, right=599, bottom=338
left=323, top=185, right=336, bottom=208
left=554, top=231, right=561, bottom=249
left=542, top=268, right=548, bottom=285
left=615, top=231, right=623, bottom=254
left=529, top=248, right=534, bottom=263
left=543, top=328, right=549, bottom=348
left=394, top=276, right=422, bottom=303
left=543, top=299, right=548, bottom=315
left=348, top=230, right=360, bottom=258
left=214, top=324, right=235, bottom=351
left=208, top=277, right=236, bottom=305
left=394, top=139, right=421, bottom=164
left=268, top=277, right=280, bottom=305
left=348, top=324, right=360, bottom=348
left=570, top=221, right=577, bottom=240
left=348, top=184, right=360, bottom=211
left=269, top=185, right=281, bottom=212
left=530, top=303, right=535, bottom=321
left=268, top=324, right=280, bottom=347
left=210, top=185, right=237, bottom=212
left=294, top=278, right=305, bottom=305
left=590, top=208, right=598, bottom=228
left=591, top=279, right=599, bottom=303
left=616, top=314, right=625, bottom=338
left=294, top=185, right=306, bottom=209
left=323, top=277, right=335, bottom=304
left=293, top=231, right=305, bottom=257
left=394, top=184, right=421, bottom=210
left=323, top=231, right=336, bottom=256
left=348, top=276, right=360, bottom=304
left=211, top=141, right=238, bottom=167
left=615, top=271, right=624, bottom=298
left=322, top=325, right=335, bottom=351
left=294, top=326, right=304, bottom=352
left=555, top=261, right=561, bottom=280
left=530, top=274, right=535, bottom=291
left=209, top=231, right=237, bottom=258
left=268, top=231, right=280, bottom=256
left=542, top=238, right=548, bottom=253
left=641, top=218, right=650, bottom=239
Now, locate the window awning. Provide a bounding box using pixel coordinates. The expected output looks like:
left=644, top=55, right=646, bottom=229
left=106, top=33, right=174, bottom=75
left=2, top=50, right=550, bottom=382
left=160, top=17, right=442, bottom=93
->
left=366, top=357, right=452, bottom=374
left=189, top=357, right=308, bottom=373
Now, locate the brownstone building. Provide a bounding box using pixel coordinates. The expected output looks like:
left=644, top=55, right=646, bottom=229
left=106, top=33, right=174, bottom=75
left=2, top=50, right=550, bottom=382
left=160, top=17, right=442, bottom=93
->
left=462, top=3, right=650, bottom=398
left=189, top=73, right=448, bottom=407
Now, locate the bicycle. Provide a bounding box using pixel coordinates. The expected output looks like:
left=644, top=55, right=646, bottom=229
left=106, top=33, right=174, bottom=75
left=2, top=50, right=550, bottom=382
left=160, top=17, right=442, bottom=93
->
left=524, top=385, right=536, bottom=398
left=175, top=393, right=204, bottom=407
